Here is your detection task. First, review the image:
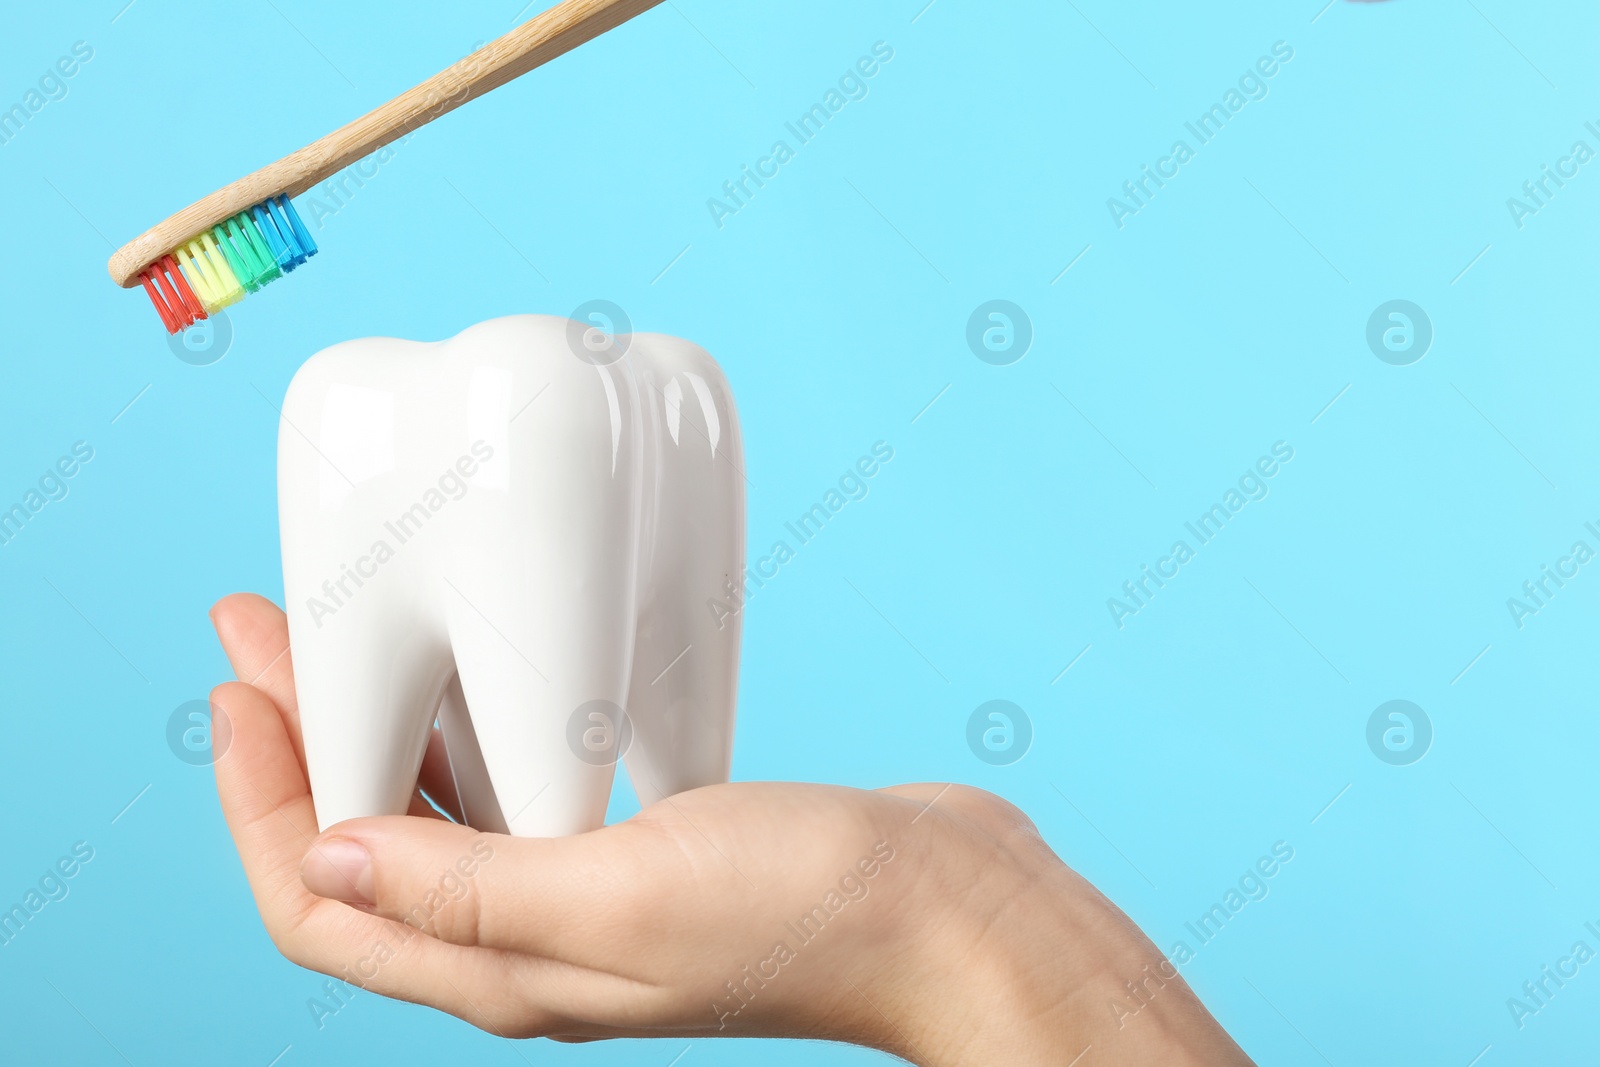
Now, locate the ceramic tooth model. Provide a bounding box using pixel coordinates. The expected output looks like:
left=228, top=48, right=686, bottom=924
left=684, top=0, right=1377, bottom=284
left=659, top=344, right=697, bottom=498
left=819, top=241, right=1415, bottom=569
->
left=277, top=314, right=745, bottom=836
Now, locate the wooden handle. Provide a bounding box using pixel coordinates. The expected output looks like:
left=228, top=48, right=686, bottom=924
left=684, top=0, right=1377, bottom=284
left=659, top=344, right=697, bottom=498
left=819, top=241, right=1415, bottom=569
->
left=108, top=0, right=663, bottom=287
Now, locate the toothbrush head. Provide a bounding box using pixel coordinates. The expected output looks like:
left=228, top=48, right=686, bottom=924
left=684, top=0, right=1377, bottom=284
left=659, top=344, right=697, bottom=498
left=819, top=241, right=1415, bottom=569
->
left=135, top=194, right=317, bottom=334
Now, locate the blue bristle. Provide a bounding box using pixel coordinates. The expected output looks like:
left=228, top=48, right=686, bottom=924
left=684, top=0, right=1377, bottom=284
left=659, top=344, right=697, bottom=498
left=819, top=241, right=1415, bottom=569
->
left=252, top=203, right=292, bottom=269
left=254, top=201, right=305, bottom=271
left=266, top=197, right=307, bottom=269
left=276, top=195, right=318, bottom=259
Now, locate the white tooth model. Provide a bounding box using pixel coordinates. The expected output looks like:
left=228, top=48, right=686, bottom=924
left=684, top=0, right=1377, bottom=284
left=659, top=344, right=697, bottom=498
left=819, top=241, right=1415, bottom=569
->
left=277, top=315, right=744, bottom=836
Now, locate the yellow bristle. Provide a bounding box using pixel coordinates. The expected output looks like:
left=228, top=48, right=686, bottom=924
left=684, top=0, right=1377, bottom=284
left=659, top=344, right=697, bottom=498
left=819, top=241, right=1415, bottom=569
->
left=176, top=238, right=242, bottom=313
left=173, top=245, right=218, bottom=310
left=197, top=233, right=245, bottom=308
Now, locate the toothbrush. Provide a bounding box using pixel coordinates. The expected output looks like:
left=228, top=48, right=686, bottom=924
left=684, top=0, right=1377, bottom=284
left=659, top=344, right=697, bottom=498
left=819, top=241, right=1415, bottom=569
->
left=107, top=0, right=663, bottom=333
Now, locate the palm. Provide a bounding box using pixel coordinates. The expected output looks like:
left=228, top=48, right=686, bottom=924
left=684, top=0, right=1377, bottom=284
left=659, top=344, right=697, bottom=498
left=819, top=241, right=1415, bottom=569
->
left=210, top=593, right=952, bottom=1044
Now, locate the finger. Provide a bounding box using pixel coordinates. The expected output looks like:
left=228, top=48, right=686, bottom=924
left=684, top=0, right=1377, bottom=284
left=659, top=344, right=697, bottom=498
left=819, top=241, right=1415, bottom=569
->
left=214, top=595, right=446, bottom=823
left=211, top=594, right=303, bottom=772
left=212, top=679, right=443, bottom=915
left=417, top=727, right=464, bottom=824
left=211, top=679, right=329, bottom=921
left=211, top=681, right=532, bottom=1029
left=301, top=815, right=633, bottom=959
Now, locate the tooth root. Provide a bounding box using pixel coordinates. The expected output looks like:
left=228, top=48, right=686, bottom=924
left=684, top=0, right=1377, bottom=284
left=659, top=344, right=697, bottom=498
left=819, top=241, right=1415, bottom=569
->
left=444, top=356, right=644, bottom=837
left=623, top=339, right=744, bottom=806
left=279, top=359, right=450, bottom=832
left=436, top=672, right=509, bottom=833
left=292, top=614, right=452, bottom=832
left=444, top=589, right=623, bottom=838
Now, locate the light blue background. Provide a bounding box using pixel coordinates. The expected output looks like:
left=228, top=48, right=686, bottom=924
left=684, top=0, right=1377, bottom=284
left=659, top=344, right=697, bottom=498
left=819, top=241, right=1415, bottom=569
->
left=1, top=1, right=1596, bottom=1063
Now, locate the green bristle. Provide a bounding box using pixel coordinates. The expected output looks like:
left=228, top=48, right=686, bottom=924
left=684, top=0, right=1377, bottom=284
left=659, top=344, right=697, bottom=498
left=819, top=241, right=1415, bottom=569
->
left=210, top=220, right=255, bottom=292
left=212, top=212, right=280, bottom=292
left=238, top=211, right=283, bottom=286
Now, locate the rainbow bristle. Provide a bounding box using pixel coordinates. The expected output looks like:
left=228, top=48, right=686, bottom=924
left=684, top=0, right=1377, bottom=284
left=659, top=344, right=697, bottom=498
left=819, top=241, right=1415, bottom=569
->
left=137, top=194, right=316, bottom=334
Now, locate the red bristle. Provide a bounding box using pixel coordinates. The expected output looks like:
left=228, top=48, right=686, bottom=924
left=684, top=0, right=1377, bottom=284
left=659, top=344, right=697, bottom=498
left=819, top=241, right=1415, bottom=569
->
left=139, top=270, right=181, bottom=334
left=150, top=269, right=189, bottom=330
left=150, top=261, right=200, bottom=331
left=136, top=255, right=208, bottom=333
left=164, top=254, right=207, bottom=322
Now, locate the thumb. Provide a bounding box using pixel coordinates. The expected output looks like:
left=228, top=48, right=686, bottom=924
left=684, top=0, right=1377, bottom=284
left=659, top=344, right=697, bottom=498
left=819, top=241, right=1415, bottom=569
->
left=300, top=817, right=580, bottom=954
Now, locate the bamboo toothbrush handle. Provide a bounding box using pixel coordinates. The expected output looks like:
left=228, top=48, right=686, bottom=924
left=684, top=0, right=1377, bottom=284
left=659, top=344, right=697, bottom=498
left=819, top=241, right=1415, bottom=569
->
left=108, top=0, right=663, bottom=287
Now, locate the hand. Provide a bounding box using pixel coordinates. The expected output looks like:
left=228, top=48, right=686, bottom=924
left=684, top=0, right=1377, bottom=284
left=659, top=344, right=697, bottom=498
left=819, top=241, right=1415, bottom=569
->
left=210, top=593, right=1252, bottom=1065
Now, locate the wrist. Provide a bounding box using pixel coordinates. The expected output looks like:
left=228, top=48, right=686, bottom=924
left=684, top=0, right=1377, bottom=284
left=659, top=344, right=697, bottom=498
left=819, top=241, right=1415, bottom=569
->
left=911, top=846, right=1116, bottom=1065
left=864, top=790, right=1251, bottom=1067
left=837, top=790, right=1114, bottom=1065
